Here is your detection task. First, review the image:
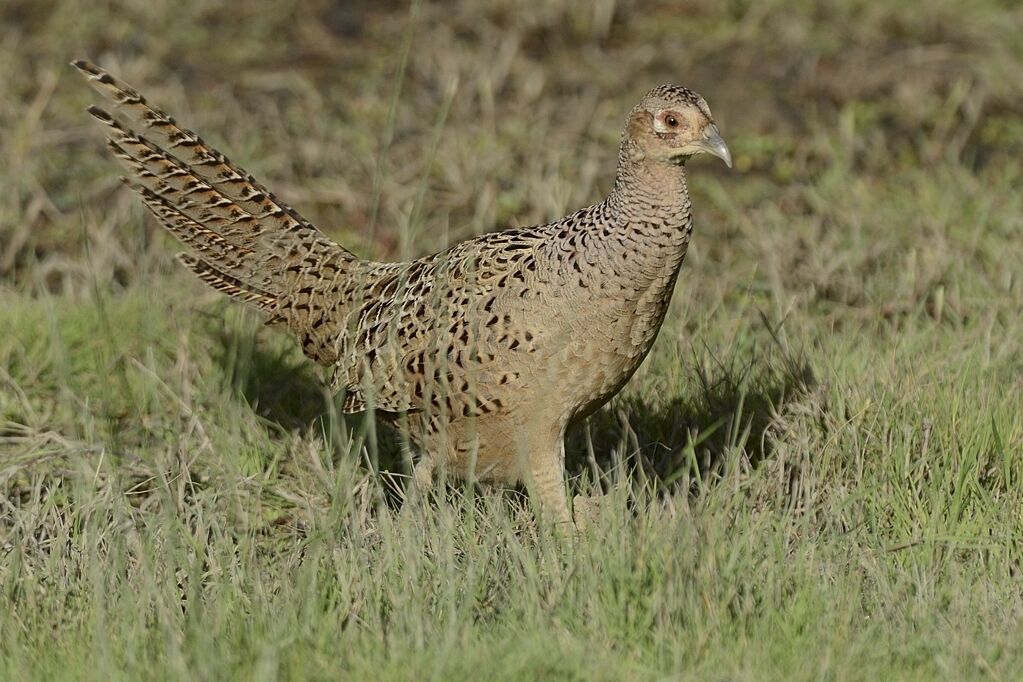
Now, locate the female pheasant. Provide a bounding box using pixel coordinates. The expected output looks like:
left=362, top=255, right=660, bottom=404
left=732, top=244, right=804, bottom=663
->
left=74, top=60, right=731, bottom=525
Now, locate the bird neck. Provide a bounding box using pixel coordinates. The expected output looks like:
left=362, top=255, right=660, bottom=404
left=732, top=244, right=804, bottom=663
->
left=605, top=143, right=693, bottom=243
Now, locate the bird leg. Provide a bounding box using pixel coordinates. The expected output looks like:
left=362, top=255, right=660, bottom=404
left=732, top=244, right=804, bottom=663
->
left=526, top=439, right=572, bottom=526
left=401, top=452, right=436, bottom=512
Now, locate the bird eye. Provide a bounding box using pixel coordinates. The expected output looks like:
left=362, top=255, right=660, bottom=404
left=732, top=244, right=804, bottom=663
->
left=665, top=115, right=679, bottom=128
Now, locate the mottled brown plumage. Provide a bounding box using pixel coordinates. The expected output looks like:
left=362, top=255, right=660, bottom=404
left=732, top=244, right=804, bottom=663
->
left=73, top=60, right=731, bottom=525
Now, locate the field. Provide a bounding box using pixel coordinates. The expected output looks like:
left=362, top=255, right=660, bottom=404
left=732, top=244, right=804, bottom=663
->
left=2, top=0, right=1023, bottom=679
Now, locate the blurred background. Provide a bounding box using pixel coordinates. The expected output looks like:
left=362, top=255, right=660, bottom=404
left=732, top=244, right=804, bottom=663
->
left=3, top=0, right=1021, bottom=294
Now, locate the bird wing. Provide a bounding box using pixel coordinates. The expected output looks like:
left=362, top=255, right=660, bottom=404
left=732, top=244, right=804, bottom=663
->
left=331, top=231, right=546, bottom=416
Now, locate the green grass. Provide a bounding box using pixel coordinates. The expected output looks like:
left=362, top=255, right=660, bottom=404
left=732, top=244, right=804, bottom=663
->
left=3, top=0, right=1023, bottom=679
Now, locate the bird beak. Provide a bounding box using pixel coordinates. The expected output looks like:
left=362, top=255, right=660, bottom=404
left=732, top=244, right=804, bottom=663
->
left=691, top=124, right=732, bottom=168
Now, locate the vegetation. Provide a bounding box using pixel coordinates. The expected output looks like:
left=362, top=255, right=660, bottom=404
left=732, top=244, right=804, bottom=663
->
left=2, top=0, right=1022, bottom=678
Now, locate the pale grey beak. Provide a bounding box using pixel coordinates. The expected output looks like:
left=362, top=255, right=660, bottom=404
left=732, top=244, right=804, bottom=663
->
left=693, top=124, right=732, bottom=168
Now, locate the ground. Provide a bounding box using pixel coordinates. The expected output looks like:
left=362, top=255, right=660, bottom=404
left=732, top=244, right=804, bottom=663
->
left=1, top=0, right=1022, bottom=679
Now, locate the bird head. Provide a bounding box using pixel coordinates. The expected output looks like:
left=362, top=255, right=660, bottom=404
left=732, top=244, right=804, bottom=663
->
left=623, top=84, right=731, bottom=169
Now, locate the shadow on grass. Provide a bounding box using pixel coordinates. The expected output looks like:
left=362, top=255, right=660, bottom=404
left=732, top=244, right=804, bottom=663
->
left=566, top=336, right=818, bottom=496
left=211, top=315, right=817, bottom=499
left=213, top=325, right=331, bottom=433
left=211, top=320, right=409, bottom=473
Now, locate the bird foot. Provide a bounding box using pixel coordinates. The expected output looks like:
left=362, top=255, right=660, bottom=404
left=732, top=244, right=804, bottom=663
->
left=572, top=494, right=605, bottom=531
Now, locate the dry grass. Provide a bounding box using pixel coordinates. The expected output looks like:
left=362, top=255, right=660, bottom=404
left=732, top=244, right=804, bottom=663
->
left=2, top=0, right=1023, bottom=679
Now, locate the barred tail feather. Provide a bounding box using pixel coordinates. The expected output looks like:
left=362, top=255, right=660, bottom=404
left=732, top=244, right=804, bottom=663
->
left=175, top=253, right=277, bottom=308
left=74, top=59, right=355, bottom=370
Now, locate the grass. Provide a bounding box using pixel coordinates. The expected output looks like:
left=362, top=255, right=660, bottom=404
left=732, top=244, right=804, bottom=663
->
left=2, top=0, right=1023, bottom=678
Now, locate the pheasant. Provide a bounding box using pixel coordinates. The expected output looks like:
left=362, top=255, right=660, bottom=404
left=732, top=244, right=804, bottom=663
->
left=73, top=60, right=732, bottom=525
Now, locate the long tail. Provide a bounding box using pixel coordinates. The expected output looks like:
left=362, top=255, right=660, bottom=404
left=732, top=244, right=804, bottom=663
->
left=73, top=60, right=357, bottom=365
